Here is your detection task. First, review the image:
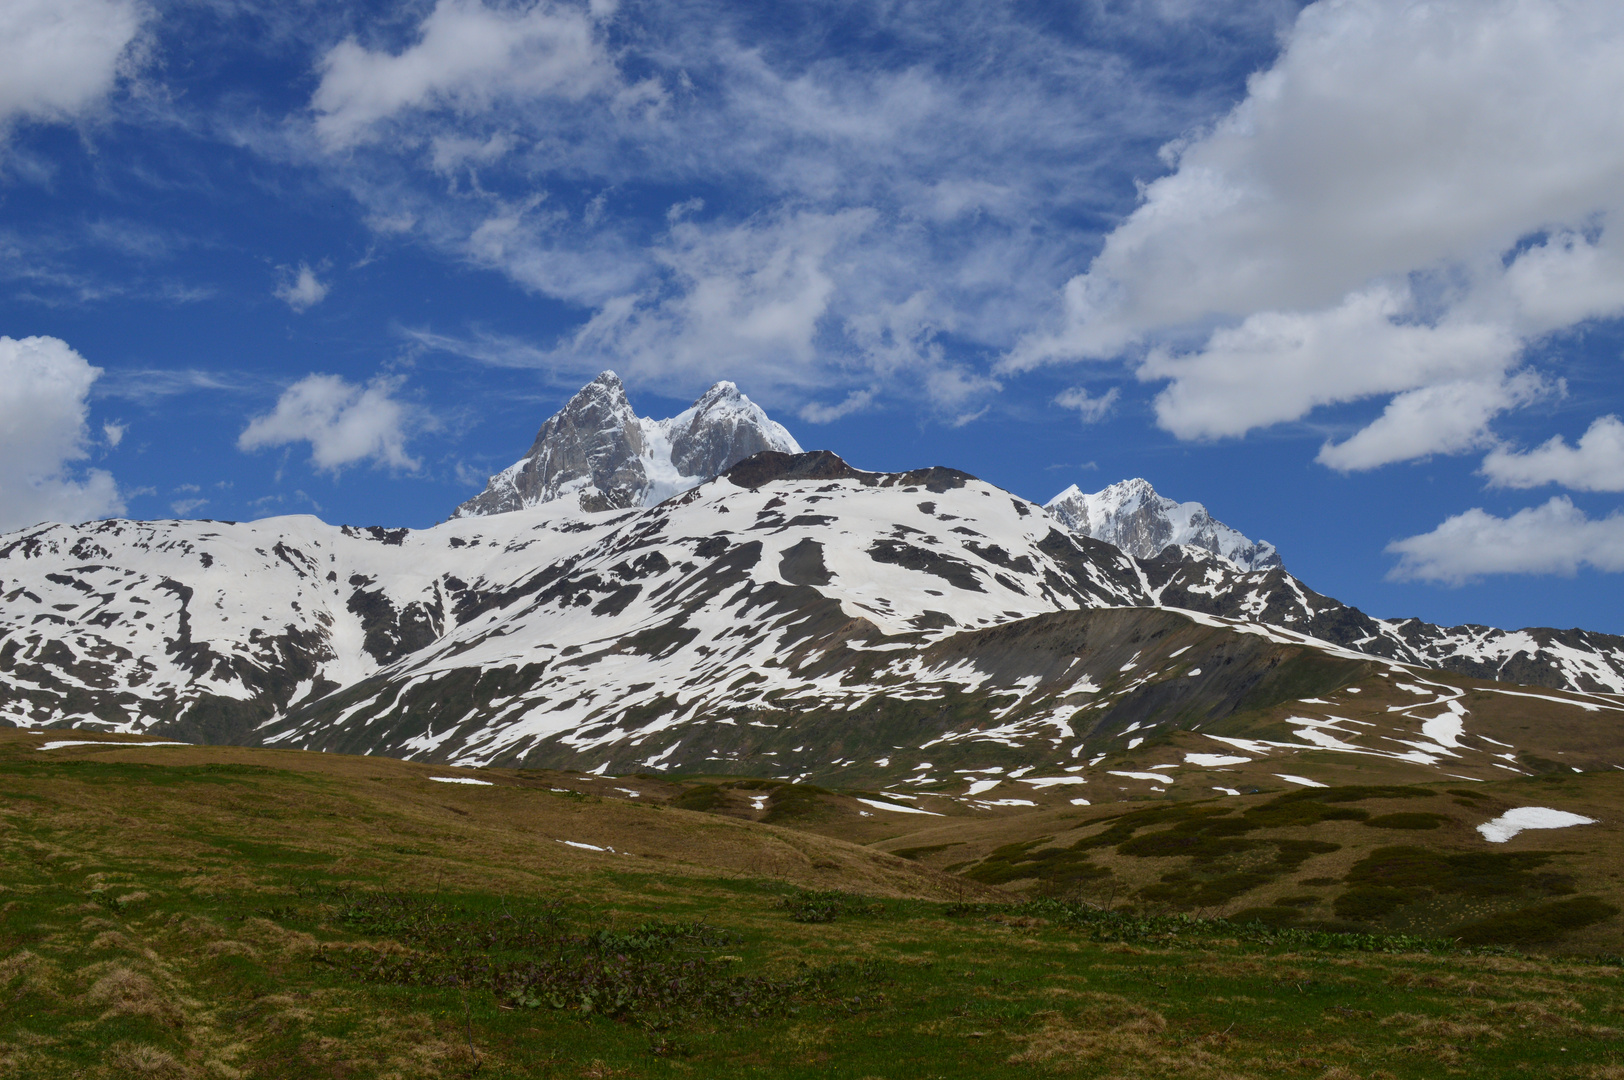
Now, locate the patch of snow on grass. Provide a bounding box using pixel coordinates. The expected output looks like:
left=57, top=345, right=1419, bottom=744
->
left=38, top=740, right=187, bottom=751
left=1477, top=807, right=1598, bottom=843
left=1274, top=774, right=1327, bottom=788
left=1185, top=753, right=1250, bottom=767
left=854, top=797, right=943, bottom=816
left=429, top=776, right=493, bottom=786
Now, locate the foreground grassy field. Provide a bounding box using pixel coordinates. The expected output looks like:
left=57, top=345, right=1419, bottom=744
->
left=2, top=733, right=1622, bottom=1079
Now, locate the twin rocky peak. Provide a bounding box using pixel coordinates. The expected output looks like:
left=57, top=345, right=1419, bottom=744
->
left=454, top=372, right=1281, bottom=572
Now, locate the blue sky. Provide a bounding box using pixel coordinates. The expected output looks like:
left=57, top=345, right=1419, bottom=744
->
left=2, top=0, right=1623, bottom=634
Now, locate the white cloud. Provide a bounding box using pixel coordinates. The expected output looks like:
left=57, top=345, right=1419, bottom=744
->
left=798, top=389, right=873, bottom=424
left=1055, top=386, right=1120, bottom=424
left=1317, top=372, right=1554, bottom=473
left=569, top=208, right=875, bottom=394
left=1482, top=415, right=1624, bottom=492
left=1140, top=284, right=1523, bottom=439
left=94, top=368, right=261, bottom=402
left=102, top=420, right=125, bottom=447
left=1009, top=0, right=1624, bottom=468
left=428, top=132, right=511, bottom=175
left=293, top=0, right=1287, bottom=417
left=0, top=0, right=145, bottom=129
left=238, top=374, right=422, bottom=473
left=0, top=335, right=123, bottom=531
left=274, top=263, right=329, bottom=312
left=1388, top=497, right=1624, bottom=584
left=311, top=0, right=616, bottom=148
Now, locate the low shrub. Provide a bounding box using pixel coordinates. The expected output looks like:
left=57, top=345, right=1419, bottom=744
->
left=1365, top=813, right=1450, bottom=830
left=1333, top=886, right=1411, bottom=921
left=1451, top=897, right=1621, bottom=946
left=777, top=890, right=885, bottom=923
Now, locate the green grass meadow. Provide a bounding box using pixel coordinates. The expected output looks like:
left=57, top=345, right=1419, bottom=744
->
left=2, top=746, right=1622, bottom=1078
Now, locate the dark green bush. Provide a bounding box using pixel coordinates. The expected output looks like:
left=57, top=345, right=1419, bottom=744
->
left=1450, top=897, right=1620, bottom=945
left=1273, top=840, right=1341, bottom=868
left=777, top=890, right=884, bottom=923
left=1226, top=906, right=1303, bottom=927
left=1334, top=887, right=1411, bottom=921
left=1365, top=813, right=1450, bottom=830
left=670, top=784, right=724, bottom=812
left=964, top=840, right=1109, bottom=887
left=1345, top=846, right=1561, bottom=895
left=1245, top=801, right=1368, bottom=828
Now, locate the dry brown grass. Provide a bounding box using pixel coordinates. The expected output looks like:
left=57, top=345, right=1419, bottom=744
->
left=1002, top=993, right=1258, bottom=1078
left=0, top=731, right=993, bottom=904
left=80, top=964, right=182, bottom=1027
left=101, top=1041, right=184, bottom=1078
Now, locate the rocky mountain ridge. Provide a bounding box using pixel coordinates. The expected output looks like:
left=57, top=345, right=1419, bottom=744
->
left=453, top=372, right=801, bottom=517
left=1046, top=477, right=1282, bottom=571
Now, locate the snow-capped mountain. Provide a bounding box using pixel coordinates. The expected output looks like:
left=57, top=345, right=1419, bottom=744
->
left=1046, top=477, right=1281, bottom=571
left=453, top=372, right=801, bottom=517
left=3, top=448, right=1623, bottom=784
left=5, top=368, right=1624, bottom=783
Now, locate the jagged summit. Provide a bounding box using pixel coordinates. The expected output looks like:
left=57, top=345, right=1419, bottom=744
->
left=1046, top=477, right=1281, bottom=572
left=454, top=372, right=801, bottom=518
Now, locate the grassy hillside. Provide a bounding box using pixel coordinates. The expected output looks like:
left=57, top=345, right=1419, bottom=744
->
left=3, top=731, right=1623, bottom=1078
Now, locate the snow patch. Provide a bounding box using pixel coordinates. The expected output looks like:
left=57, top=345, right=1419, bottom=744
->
left=1477, top=807, right=1597, bottom=843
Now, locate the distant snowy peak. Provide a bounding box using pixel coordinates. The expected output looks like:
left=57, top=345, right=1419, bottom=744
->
left=1046, top=477, right=1282, bottom=572
left=454, top=372, right=802, bottom=518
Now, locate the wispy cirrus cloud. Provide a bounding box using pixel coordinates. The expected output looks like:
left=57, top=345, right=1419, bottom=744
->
left=284, top=0, right=1289, bottom=420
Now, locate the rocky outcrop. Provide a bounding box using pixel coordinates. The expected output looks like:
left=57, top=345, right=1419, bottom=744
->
left=1046, top=477, right=1281, bottom=571
left=454, top=372, right=801, bottom=518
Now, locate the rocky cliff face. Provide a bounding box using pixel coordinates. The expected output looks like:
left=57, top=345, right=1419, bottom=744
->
left=1046, top=477, right=1281, bottom=571
left=453, top=372, right=801, bottom=518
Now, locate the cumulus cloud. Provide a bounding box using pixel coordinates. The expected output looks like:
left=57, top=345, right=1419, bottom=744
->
left=1387, top=497, right=1624, bottom=584
left=1317, top=372, right=1554, bottom=473
left=1009, top=0, right=1624, bottom=468
left=238, top=374, right=422, bottom=473
left=0, top=335, right=124, bottom=531
left=0, top=0, right=145, bottom=129
left=311, top=0, right=616, bottom=148
left=1482, top=415, right=1624, bottom=492
left=1055, top=386, right=1120, bottom=424
left=274, top=263, right=330, bottom=312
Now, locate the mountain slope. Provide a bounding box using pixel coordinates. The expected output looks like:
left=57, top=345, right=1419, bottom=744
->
left=453, top=372, right=801, bottom=517
left=5, top=451, right=1623, bottom=790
